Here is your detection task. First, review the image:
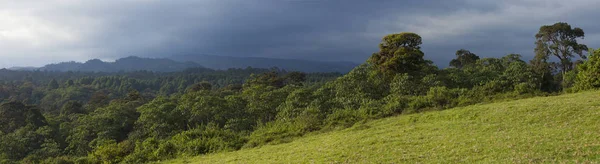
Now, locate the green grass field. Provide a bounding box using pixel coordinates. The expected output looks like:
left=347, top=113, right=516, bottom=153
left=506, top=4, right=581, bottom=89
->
left=161, top=91, right=600, bottom=163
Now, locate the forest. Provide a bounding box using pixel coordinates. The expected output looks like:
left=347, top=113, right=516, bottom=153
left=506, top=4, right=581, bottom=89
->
left=1, top=22, right=600, bottom=164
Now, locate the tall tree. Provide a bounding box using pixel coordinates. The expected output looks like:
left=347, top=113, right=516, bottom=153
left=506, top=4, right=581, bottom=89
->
left=530, top=50, right=556, bottom=91
left=368, top=32, right=429, bottom=76
left=534, top=22, right=588, bottom=78
left=449, top=49, right=480, bottom=69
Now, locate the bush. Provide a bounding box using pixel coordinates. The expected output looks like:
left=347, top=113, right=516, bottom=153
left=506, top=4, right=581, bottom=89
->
left=574, top=49, right=600, bottom=91
left=357, top=99, right=385, bottom=118
left=87, top=140, right=133, bottom=164
left=170, top=125, right=245, bottom=156
left=324, top=109, right=363, bottom=129
left=426, top=86, right=454, bottom=108
left=408, top=96, right=433, bottom=113
left=381, top=95, right=409, bottom=117
left=121, top=138, right=173, bottom=163
left=244, top=120, right=310, bottom=148
left=41, top=156, right=75, bottom=164
left=514, top=82, right=536, bottom=94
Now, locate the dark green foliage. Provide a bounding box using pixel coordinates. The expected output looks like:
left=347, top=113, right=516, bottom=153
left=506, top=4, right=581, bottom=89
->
left=449, top=49, right=480, bottom=69
left=245, top=71, right=286, bottom=88
left=186, top=81, right=212, bottom=92
left=0, top=102, right=47, bottom=134
left=284, top=71, right=307, bottom=86
left=86, top=140, right=133, bottom=164
left=65, top=80, right=75, bottom=87
left=574, top=49, right=600, bottom=91
left=65, top=95, right=144, bottom=156
left=369, top=32, right=432, bottom=77
left=48, top=79, right=59, bottom=90
left=133, top=97, right=183, bottom=139
left=169, top=125, right=246, bottom=156
left=60, top=101, right=84, bottom=116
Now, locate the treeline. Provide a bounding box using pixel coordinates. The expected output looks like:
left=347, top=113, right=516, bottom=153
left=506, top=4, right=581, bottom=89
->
left=2, top=22, right=600, bottom=163
left=0, top=67, right=340, bottom=111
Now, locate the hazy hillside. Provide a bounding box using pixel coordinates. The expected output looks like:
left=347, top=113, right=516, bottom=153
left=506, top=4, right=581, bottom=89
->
left=37, top=56, right=202, bottom=72
left=163, top=91, right=600, bottom=163
left=169, top=55, right=358, bottom=73
left=8, top=55, right=357, bottom=73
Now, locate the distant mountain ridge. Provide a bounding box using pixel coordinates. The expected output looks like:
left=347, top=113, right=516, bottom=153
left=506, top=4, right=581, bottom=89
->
left=169, top=55, right=357, bottom=73
left=30, top=56, right=201, bottom=72
left=7, top=66, right=38, bottom=71
left=8, top=55, right=358, bottom=73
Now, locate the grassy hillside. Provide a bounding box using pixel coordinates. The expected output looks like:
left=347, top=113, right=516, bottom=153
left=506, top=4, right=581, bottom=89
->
left=162, top=91, right=600, bottom=163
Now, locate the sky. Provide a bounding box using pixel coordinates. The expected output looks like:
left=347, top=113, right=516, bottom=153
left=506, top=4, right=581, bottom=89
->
left=1, top=0, right=599, bottom=68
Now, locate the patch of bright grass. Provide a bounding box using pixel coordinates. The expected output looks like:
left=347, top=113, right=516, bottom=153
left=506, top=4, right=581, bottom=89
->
left=161, top=91, right=600, bottom=163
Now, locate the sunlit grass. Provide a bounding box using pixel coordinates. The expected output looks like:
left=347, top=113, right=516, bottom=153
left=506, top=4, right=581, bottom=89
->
left=161, top=91, right=600, bottom=163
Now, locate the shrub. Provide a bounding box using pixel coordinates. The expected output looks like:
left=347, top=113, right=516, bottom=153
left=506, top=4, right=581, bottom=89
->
left=324, top=109, right=363, bottom=129
left=514, top=82, right=536, bottom=94
left=357, top=99, right=385, bottom=118
left=381, top=95, right=409, bottom=117
left=426, top=86, right=454, bottom=108
left=244, top=119, right=312, bottom=148
left=87, top=140, right=133, bottom=164
left=121, top=138, right=175, bottom=163
left=574, top=49, right=600, bottom=91
left=170, top=125, right=245, bottom=156
left=40, top=156, right=75, bottom=164
left=408, top=96, right=433, bottom=113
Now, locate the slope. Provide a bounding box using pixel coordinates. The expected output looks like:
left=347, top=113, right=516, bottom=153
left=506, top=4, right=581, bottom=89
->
left=162, top=91, right=600, bottom=163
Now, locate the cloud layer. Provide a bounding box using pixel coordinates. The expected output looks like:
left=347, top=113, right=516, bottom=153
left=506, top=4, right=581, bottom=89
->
left=0, top=0, right=599, bottom=68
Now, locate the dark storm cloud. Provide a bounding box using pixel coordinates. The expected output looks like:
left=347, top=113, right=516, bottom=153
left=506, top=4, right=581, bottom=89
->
left=1, top=0, right=599, bottom=68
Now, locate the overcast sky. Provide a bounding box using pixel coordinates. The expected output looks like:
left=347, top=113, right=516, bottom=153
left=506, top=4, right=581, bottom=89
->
left=1, top=0, right=599, bottom=68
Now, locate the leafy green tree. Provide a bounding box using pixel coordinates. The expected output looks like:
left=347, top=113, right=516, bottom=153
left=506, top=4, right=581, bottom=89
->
left=500, top=54, right=537, bottom=92
left=449, top=49, right=480, bottom=69
left=134, top=97, right=184, bottom=139
left=245, top=72, right=285, bottom=88
left=60, top=101, right=84, bottom=116
left=176, top=91, right=235, bottom=129
left=574, top=49, right=600, bottom=90
left=66, top=95, right=143, bottom=156
left=86, top=140, right=133, bottom=164
left=276, top=87, right=315, bottom=120
left=243, top=85, right=290, bottom=123
left=284, top=72, right=307, bottom=86
left=187, top=81, right=213, bottom=93
left=0, top=126, right=60, bottom=162
left=0, top=102, right=47, bottom=134
left=534, top=22, right=588, bottom=78
left=368, top=32, right=430, bottom=76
